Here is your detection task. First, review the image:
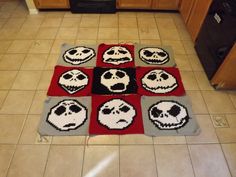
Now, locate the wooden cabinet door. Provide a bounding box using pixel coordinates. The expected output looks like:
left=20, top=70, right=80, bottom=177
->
left=211, top=43, right=236, bottom=89
left=153, top=0, right=179, bottom=10
left=186, top=0, right=212, bottom=41
left=117, top=0, right=152, bottom=9
left=35, top=0, right=69, bottom=9
left=179, top=0, right=195, bottom=23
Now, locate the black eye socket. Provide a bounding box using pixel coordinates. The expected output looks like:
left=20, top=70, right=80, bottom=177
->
left=69, top=105, right=82, bottom=113
left=119, top=105, right=130, bottom=113
left=147, top=74, right=156, bottom=80
left=77, top=74, right=86, bottom=80
left=102, top=108, right=112, bottom=114
left=107, top=50, right=114, bottom=55
left=151, top=107, right=162, bottom=117
left=82, top=49, right=90, bottom=53
left=144, top=50, right=154, bottom=57
left=69, top=49, right=77, bottom=55
left=63, top=73, right=72, bottom=80
left=167, top=105, right=181, bottom=117
left=116, top=71, right=125, bottom=78
left=118, top=49, right=127, bottom=54
left=54, top=106, right=66, bottom=116
left=158, top=52, right=167, bottom=57
left=104, top=72, right=112, bottom=79
left=160, top=73, right=169, bottom=80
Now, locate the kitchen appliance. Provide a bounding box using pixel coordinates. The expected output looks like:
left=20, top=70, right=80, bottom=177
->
left=70, top=0, right=116, bottom=13
left=195, top=0, right=236, bottom=79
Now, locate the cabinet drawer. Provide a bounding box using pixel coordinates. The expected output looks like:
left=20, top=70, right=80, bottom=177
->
left=35, top=0, right=70, bottom=9
left=117, top=0, right=152, bottom=9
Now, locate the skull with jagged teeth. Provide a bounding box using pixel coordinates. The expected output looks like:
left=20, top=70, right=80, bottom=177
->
left=59, top=69, right=88, bottom=94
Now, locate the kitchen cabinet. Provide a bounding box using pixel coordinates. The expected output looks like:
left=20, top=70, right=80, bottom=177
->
left=186, top=0, right=212, bottom=41
left=152, top=0, right=179, bottom=10
left=34, top=0, right=70, bottom=9
left=117, top=0, right=152, bottom=9
left=211, top=43, right=236, bottom=89
left=179, top=0, right=195, bottom=23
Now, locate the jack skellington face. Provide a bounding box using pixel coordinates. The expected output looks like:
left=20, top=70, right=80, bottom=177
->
left=142, top=69, right=178, bottom=94
left=63, top=46, right=95, bottom=65
left=98, top=99, right=136, bottom=130
left=58, top=69, right=89, bottom=94
left=101, top=69, right=130, bottom=93
left=139, top=47, right=169, bottom=65
left=103, top=46, right=133, bottom=65
left=47, top=100, right=87, bottom=131
left=149, top=100, right=189, bottom=130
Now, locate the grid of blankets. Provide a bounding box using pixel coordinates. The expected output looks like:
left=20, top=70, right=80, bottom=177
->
left=38, top=43, right=200, bottom=136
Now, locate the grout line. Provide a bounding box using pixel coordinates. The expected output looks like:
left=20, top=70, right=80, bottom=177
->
left=219, top=143, right=234, bottom=177
left=80, top=141, right=87, bottom=177
left=152, top=144, right=159, bottom=177
left=187, top=145, right=197, bottom=177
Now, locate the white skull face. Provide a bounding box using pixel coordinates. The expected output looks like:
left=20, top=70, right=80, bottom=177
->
left=63, top=46, right=95, bottom=65
left=47, top=100, right=87, bottom=131
left=103, top=46, right=133, bottom=65
left=149, top=101, right=189, bottom=130
left=98, top=99, right=136, bottom=130
left=139, top=47, right=169, bottom=65
left=59, top=69, right=89, bottom=94
left=101, top=69, right=130, bottom=93
left=142, top=69, right=178, bottom=94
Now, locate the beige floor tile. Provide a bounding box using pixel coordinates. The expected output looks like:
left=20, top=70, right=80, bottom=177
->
left=0, top=11, right=12, bottom=19
left=0, top=145, right=15, bottom=177
left=222, top=143, right=236, bottom=177
left=189, top=144, right=231, bottom=177
left=194, top=71, right=214, bottom=90
left=82, top=14, right=100, bottom=18
left=180, top=71, right=199, bottom=90
left=156, top=18, right=176, bottom=29
left=119, top=28, right=139, bottom=40
left=118, top=12, right=137, bottom=18
left=29, top=40, right=53, bottom=54
left=138, top=17, right=157, bottom=28
left=37, top=71, right=53, bottom=90
left=45, top=12, right=65, bottom=18
left=3, top=18, right=25, bottom=29
left=183, top=40, right=196, bottom=54
left=87, top=135, right=119, bottom=145
left=228, top=91, right=236, bottom=108
left=202, top=91, right=236, bottom=114
left=0, top=115, right=26, bottom=144
left=98, top=28, right=118, bottom=40
left=162, top=40, right=186, bottom=55
left=52, top=136, right=85, bottom=145
left=99, top=16, right=118, bottom=28
left=21, top=16, right=45, bottom=28
left=21, top=54, right=47, bottom=70
left=119, top=17, right=137, bottom=28
left=77, top=28, right=98, bottom=40
left=29, top=90, right=47, bottom=114
left=56, top=27, right=78, bottom=39
left=0, top=54, right=25, bottom=70
left=0, top=90, right=8, bottom=108
left=45, top=145, right=84, bottom=177
left=64, top=12, right=82, bottom=18
left=97, top=39, right=119, bottom=44
left=118, top=39, right=140, bottom=44
left=188, top=54, right=204, bottom=71
left=139, top=27, right=160, bottom=39
left=137, top=12, right=154, bottom=18
left=41, top=17, right=62, bottom=27
left=12, top=71, right=41, bottom=90
left=120, top=135, right=153, bottom=144
left=175, top=54, right=192, bottom=71
left=15, top=27, right=39, bottom=40
left=140, top=39, right=161, bottom=45
left=76, top=39, right=97, bottom=45
left=153, top=136, right=186, bottom=144
left=0, top=28, right=19, bottom=40
left=8, top=145, right=49, bottom=177
left=186, top=115, right=218, bottom=144
left=155, top=145, right=194, bottom=177
left=19, top=115, right=40, bottom=144
left=7, top=40, right=33, bottom=53
left=61, top=17, right=80, bottom=28
left=80, top=16, right=99, bottom=28
left=0, top=71, right=17, bottom=89
left=159, top=28, right=181, bottom=40
left=186, top=90, right=208, bottom=114
left=177, top=26, right=192, bottom=40
left=120, top=145, right=157, bottom=177
left=83, top=146, right=119, bottom=177
left=36, top=27, right=58, bottom=39
left=0, top=40, right=12, bottom=53
left=216, top=114, right=236, bottom=143
left=0, top=91, right=34, bottom=114
left=44, top=54, right=59, bottom=69
left=51, top=39, right=75, bottom=54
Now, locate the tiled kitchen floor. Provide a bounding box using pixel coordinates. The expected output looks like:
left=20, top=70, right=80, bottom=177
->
left=0, top=0, right=236, bottom=177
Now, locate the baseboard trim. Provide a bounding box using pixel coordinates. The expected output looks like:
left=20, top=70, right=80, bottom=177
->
left=29, top=8, right=39, bottom=14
